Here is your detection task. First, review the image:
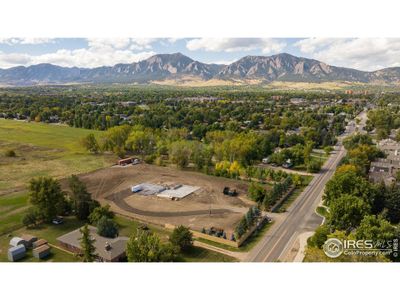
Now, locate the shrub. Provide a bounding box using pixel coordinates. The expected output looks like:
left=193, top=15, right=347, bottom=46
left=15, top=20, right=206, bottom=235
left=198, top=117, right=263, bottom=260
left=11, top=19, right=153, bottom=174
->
left=4, top=149, right=16, bottom=157
left=89, top=204, right=115, bottom=225
left=22, top=209, right=40, bottom=228
left=169, top=225, right=193, bottom=252
left=307, top=160, right=322, bottom=173
left=308, top=225, right=330, bottom=248
left=97, top=216, right=119, bottom=238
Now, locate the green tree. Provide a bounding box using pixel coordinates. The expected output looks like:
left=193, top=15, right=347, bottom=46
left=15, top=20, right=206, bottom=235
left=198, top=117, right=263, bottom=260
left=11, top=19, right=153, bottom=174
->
left=384, top=185, right=400, bottom=223
left=169, top=140, right=193, bottom=168
left=126, top=230, right=177, bottom=262
left=97, top=216, right=119, bottom=238
left=22, top=208, right=40, bottom=228
left=343, top=133, right=373, bottom=150
left=126, top=128, right=156, bottom=158
left=81, top=133, right=100, bottom=153
left=303, top=141, right=314, bottom=163
left=191, top=143, right=213, bottom=170
left=308, top=225, right=330, bottom=249
left=328, top=194, right=371, bottom=231
left=169, top=225, right=193, bottom=252
left=79, top=224, right=96, bottom=262
left=29, top=177, right=66, bottom=222
left=323, top=169, right=374, bottom=206
left=355, top=215, right=396, bottom=241
left=101, top=124, right=131, bottom=152
left=69, top=175, right=98, bottom=221
left=306, top=160, right=322, bottom=173
left=323, top=146, right=333, bottom=156
left=89, top=204, right=115, bottom=225
left=248, top=182, right=266, bottom=203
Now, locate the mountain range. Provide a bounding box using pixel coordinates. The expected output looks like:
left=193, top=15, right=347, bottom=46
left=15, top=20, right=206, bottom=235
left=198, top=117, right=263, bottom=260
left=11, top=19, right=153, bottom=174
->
left=0, top=52, right=399, bottom=86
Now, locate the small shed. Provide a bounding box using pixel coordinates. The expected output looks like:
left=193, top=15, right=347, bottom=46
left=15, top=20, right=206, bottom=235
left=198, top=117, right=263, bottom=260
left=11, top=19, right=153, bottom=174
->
left=21, top=234, right=38, bottom=248
left=9, top=237, right=26, bottom=248
left=32, top=244, right=51, bottom=259
left=33, top=239, right=48, bottom=249
left=8, top=244, right=26, bottom=262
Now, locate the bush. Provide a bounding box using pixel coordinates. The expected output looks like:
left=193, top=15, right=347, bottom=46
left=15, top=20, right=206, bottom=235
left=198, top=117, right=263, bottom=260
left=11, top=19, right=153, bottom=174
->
left=308, top=225, right=330, bottom=248
left=97, top=216, right=119, bottom=238
left=80, top=133, right=100, bottom=154
left=4, top=149, right=16, bottom=157
left=22, top=209, right=40, bottom=228
left=89, top=204, right=115, bottom=225
left=144, top=154, right=156, bottom=164
left=307, top=160, right=322, bottom=173
left=248, top=182, right=266, bottom=203
left=169, top=225, right=193, bottom=252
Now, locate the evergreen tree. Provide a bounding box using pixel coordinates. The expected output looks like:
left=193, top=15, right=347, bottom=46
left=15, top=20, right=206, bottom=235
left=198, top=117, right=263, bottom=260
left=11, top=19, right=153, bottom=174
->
left=79, top=224, right=96, bottom=262
left=69, top=175, right=98, bottom=221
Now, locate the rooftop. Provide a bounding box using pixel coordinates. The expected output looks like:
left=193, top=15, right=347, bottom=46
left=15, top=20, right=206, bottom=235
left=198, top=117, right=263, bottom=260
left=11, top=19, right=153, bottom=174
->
left=57, top=226, right=128, bottom=261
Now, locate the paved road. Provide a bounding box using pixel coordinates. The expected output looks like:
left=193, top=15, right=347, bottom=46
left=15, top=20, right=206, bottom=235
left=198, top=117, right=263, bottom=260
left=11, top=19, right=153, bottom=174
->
left=245, top=111, right=366, bottom=262
left=245, top=145, right=346, bottom=262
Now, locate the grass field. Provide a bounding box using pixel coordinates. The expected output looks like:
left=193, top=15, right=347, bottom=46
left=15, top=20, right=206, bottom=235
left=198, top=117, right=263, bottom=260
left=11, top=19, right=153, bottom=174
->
left=0, top=119, right=116, bottom=194
left=0, top=192, right=29, bottom=235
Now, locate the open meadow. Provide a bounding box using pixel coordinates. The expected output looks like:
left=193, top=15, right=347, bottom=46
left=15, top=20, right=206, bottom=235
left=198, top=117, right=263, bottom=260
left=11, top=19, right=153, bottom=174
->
left=0, top=119, right=116, bottom=195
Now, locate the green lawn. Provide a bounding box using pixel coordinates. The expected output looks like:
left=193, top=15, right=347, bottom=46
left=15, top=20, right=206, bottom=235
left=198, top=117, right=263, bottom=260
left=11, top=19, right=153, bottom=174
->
left=0, top=119, right=115, bottom=194
left=0, top=119, right=103, bottom=152
left=309, top=151, right=328, bottom=165
left=316, top=206, right=328, bottom=218
left=0, top=216, right=85, bottom=262
left=180, top=247, right=237, bottom=262
left=0, top=192, right=29, bottom=235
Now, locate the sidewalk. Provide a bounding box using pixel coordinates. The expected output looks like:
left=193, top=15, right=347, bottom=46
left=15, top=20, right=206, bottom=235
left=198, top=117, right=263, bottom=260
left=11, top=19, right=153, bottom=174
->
left=193, top=240, right=247, bottom=261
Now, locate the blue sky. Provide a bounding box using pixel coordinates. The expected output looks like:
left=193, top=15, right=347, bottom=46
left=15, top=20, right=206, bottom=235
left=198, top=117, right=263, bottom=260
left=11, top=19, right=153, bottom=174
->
left=0, top=38, right=399, bottom=71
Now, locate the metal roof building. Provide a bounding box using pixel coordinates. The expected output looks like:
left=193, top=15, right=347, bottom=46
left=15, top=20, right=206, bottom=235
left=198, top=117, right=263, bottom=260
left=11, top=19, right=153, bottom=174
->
left=33, top=244, right=51, bottom=259
left=9, top=237, right=26, bottom=248
left=33, top=239, right=48, bottom=249
left=8, top=244, right=26, bottom=262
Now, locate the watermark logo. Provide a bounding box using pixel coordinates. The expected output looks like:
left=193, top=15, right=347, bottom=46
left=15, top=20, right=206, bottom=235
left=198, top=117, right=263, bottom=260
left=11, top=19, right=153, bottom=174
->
left=323, top=238, right=398, bottom=258
left=323, top=238, right=343, bottom=258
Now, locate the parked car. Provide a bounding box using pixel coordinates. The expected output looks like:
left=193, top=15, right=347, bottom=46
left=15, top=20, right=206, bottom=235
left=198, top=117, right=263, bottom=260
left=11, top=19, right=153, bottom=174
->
left=223, top=187, right=238, bottom=197
left=52, top=216, right=64, bottom=225
left=262, top=157, right=270, bottom=164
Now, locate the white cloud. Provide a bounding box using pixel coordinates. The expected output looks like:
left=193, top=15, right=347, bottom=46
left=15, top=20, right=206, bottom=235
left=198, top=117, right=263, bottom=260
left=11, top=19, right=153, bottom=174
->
left=0, top=38, right=158, bottom=68
left=0, top=47, right=155, bottom=69
left=167, top=38, right=180, bottom=44
left=186, top=38, right=286, bottom=54
left=207, top=59, right=237, bottom=65
left=0, top=38, right=55, bottom=45
left=295, top=38, right=400, bottom=71
left=87, top=38, right=157, bottom=51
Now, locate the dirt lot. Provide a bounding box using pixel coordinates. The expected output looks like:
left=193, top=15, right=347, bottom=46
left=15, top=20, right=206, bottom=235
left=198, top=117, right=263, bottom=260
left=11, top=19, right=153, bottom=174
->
left=70, top=164, right=253, bottom=236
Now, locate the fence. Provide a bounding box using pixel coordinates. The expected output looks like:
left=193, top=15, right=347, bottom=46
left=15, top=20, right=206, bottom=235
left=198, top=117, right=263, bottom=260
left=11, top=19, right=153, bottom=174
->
left=270, top=185, right=296, bottom=212
left=166, top=214, right=271, bottom=248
